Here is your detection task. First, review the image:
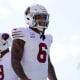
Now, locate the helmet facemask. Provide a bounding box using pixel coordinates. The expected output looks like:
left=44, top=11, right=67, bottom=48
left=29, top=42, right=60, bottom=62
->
left=32, top=13, right=49, bottom=31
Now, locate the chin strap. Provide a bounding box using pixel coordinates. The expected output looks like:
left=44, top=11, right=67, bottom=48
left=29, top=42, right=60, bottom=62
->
left=40, top=28, right=46, bottom=41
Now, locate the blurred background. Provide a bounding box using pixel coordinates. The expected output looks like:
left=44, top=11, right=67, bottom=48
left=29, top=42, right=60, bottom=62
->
left=0, top=0, right=80, bottom=80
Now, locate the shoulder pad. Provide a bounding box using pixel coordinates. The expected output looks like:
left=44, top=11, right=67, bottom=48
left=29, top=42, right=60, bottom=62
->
left=12, top=28, right=26, bottom=41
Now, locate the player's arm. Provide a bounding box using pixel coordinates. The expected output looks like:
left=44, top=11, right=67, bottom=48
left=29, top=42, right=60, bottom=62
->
left=11, top=39, right=30, bottom=80
left=48, top=55, right=57, bottom=80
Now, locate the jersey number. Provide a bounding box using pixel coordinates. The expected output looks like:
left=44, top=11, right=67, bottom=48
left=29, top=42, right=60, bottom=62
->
left=37, top=43, right=47, bottom=63
left=0, top=65, right=4, bottom=80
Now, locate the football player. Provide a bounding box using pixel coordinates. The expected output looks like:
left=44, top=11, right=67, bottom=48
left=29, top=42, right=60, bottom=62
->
left=0, top=33, right=18, bottom=80
left=11, top=4, right=57, bottom=80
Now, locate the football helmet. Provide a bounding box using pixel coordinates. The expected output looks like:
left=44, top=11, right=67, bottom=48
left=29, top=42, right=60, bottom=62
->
left=25, top=4, right=49, bottom=32
left=0, top=33, right=12, bottom=53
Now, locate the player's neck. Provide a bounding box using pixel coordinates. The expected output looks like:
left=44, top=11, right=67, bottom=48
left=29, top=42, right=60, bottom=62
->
left=29, top=27, right=40, bottom=34
left=0, top=48, right=9, bottom=58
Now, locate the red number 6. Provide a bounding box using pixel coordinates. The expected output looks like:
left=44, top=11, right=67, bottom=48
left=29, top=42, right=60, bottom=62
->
left=37, top=43, right=47, bottom=63
left=0, top=65, right=4, bottom=80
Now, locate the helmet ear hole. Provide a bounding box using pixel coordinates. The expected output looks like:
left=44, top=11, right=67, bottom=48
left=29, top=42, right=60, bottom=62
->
left=26, top=18, right=30, bottom=20
left=3, top=43, right=6, bottom=45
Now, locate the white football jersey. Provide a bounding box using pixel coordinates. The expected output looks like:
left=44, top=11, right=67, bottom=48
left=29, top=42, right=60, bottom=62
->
left=0, top=52, right=18, bottom=80
left=12, top=27, right=52, bottom=80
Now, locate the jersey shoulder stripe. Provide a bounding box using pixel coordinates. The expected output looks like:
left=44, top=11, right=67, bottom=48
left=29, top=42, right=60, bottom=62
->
left=12, top=27, right=26, bottom=41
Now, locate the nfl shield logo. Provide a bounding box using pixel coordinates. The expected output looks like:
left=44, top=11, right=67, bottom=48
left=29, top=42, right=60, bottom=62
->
left=30, top=33, right=35, bottom=38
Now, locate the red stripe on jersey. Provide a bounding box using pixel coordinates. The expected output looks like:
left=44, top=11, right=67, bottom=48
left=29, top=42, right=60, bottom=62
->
left=13, top=36, right=24, bottom=38
left=12, top=31, right=22, bottom=33
left=13, top=28, right=17, bottom=30
left=42, top=11, right=47, bottom=12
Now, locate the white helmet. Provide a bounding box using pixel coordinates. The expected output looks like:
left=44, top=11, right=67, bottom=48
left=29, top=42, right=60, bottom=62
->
left=0, top=33, right=12, bottom=53
left=25, top=4, right=49, bottom=31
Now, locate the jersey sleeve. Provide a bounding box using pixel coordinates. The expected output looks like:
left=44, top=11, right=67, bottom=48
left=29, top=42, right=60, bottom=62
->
left=49, top=35, right=53, bottom=47
left=12, top=28, right=26, bottom=42
left=46, top=34, right=53, bottom=47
